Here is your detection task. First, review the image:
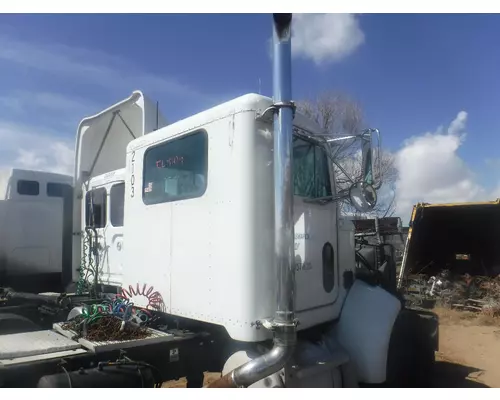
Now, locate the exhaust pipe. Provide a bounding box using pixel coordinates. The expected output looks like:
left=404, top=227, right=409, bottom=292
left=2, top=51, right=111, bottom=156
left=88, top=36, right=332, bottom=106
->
left=207, top=13, right=297, bottom=388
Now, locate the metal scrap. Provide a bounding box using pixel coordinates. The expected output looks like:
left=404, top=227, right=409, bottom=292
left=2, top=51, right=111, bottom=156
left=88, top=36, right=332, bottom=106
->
left=62, top=315, right=151, bottom=342
left=403, top=270, right=500, bottom=316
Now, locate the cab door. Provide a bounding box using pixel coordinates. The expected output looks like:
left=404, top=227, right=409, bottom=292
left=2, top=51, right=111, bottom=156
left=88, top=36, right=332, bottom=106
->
left=293, top=136, right=339, bottom=312
left=106, top=181, right=125, bottom=287
left=83, top=183, right=107, bottom=287
left=84, top=177, right=124, bottom=289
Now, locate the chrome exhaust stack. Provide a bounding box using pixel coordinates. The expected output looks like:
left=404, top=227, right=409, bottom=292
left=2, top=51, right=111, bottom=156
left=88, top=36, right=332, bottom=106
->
left=207, top=13, right=297, bottom=388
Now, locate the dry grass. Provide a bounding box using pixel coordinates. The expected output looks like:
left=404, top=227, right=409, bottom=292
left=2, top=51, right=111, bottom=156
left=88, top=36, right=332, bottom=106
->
left=434, top=306, right=500, bottom=327
left=162, top=372, right=221, bottom=388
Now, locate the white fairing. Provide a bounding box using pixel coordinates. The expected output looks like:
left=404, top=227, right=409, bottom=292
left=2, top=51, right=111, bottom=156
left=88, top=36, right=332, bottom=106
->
left=74, top=91, right=168, bottom=184
left=222, top=279, right=400, bottom=388
left=122, top=93, right=350, bottom=341
left=334, top=279, right=401, bottom=384
left=0, top=169, right=72, bottom=280
left=72, top=91, right=167, bottom=286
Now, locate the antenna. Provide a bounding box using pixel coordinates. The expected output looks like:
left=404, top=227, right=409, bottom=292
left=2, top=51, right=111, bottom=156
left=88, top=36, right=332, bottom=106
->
left=258, top=78, right=262, bottom=94
left=156, top=101, right=159, bottom=131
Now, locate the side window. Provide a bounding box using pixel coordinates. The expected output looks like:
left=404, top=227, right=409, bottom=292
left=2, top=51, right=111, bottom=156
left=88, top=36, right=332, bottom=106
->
left=293, top=137, right=332, bottom=198
left=110, top=183, right=125, bottom=227
left=47, top=182, right=72, bottom=198
left=322, top=242, right=335, bottom=293
left=143, top=130, right=208, bottom=205
left=17, top=180, right=39, bottom=196
left=85, top=187, right=107, bottom=228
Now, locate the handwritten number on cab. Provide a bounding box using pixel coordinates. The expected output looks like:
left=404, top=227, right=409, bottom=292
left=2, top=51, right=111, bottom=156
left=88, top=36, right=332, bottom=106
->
left=130, top=151, right=135, bottom=198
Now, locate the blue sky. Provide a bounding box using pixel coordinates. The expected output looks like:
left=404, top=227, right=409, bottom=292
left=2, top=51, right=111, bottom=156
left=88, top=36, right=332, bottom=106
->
left=0, top=13, right=499, bottom=219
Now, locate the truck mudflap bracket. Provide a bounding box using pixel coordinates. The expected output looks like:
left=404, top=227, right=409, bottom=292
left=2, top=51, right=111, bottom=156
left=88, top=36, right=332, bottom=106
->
left=408, top=308, right=439, bottom=352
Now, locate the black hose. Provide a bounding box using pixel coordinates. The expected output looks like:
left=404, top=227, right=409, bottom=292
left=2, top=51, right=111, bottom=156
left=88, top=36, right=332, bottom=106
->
left=4, top=289, right=67, bottom=307
left=85, top=227, right=99, bottom=299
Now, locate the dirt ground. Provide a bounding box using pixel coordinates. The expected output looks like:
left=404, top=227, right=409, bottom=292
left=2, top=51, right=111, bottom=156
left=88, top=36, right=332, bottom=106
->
left=162, top=372, right=221, bottom=388
left=432, top=307, right=500, bottom=388
left=163, top=307, right=500, bottom=388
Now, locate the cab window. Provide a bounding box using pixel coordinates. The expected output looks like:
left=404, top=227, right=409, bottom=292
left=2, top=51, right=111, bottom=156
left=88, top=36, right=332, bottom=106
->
left=293, top=137, right=332, bottom=198
left=142, top=130, right=208, bottom=205
left=110, top=183, right=125, bottom=227
left=17, top=180, right=39, bottom=196
left=85, top=187, right=107, bottom=228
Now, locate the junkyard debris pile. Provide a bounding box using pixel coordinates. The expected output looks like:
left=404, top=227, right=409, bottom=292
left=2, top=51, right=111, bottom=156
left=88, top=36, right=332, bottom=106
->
left=404, top=270, right=500, bottom=316
left=62, top=315, right=151, bottom=342
left=61, top=297, right=154, bottom=341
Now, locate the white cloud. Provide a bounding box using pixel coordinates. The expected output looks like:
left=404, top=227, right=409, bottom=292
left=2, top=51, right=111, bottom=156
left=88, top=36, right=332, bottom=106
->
left=448, top=110, right=467, bottom=135
left=0, top=90, right=97, bottom=176
left=292, top=14, right=365, bottom=65
left=0, top=90, right=95, bottom=115
left=0, top=121, right=74, bottom=176
left=394, top=111, right=488, bottom=221
left=0, top=34, right=213, bottom=101
left=14, top=144, right=74, bottom=175
left=0, top=32, right=221, bottom=177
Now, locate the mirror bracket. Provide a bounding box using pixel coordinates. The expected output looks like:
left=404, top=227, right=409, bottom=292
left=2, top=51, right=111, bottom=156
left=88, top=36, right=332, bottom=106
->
left=256, top=101, right=297, bottom=123
left=303, top=181, right=377, bottom=213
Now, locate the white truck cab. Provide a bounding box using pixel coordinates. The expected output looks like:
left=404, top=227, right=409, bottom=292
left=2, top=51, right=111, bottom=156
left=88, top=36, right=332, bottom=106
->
left=0, top=15, right=438, bottom=390
left=121, top=93, right=363, bottom=341
left=72, top=90, right=168, bottom=293
left=0, top=168, right=73, bottom=292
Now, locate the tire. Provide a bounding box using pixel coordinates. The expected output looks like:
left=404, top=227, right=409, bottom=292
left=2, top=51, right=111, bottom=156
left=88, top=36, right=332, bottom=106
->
left=385, top=310, right=435, bottom=387
left=0, top=313, right=41, bottom=335
left=219, top=341, right=258, bottom=372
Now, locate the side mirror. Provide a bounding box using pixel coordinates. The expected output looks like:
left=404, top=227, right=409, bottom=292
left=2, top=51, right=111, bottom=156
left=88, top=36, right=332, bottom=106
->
left=349, top=181, right=377, bottom=213
left=360, top=128, right=381, bottom=190
left=294, top=125, right=383, bottom=210
left=361, top=131, right=373, bottom=186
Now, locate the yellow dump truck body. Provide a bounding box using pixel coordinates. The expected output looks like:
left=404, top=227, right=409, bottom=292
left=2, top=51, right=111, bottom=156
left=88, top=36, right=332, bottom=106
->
left=397, top=199, right=500, bottom=288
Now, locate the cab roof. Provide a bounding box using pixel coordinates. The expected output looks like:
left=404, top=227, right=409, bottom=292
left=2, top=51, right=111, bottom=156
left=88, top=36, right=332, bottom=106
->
left=127, top=93, right=325, bottom=153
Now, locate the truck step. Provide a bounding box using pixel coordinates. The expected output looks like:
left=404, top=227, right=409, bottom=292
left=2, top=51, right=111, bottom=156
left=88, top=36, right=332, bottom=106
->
left=0, top=330, right=81, bottom=360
